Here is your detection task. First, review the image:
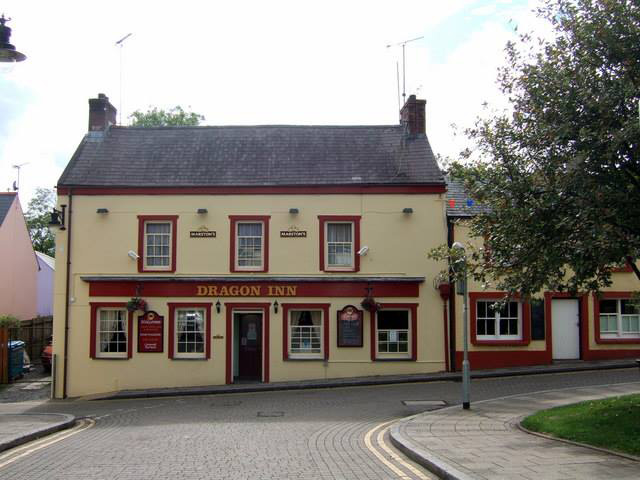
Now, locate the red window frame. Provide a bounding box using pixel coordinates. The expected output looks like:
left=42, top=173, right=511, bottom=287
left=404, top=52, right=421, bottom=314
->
left=469, top=292, right=531, bottom=346
left=137, top=215, right=178, bottom=273
left=281, top=303, right=330, bottom=361
left=370, top=303, right=418, bottom=361
left=594, top=292, right=640, bottom=344
left=229, top=215, right=270, bottom=273
left=318, top=215, right=361, bottom=272
left=168, top=303, right=212, bottom=359
left=90, top=302, right=133, bottom=359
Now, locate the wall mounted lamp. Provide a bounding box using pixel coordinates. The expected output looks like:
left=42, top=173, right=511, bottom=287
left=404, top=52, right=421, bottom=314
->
left=289, top=208, right=299, bottom=214
left=402, top=208, right=413, bottom=214
left=197, top=208, right=208, bottom=214
left=273, top=300, right=279, bottom=314
left=0, top=15, right=27, bottom=65
left=48, top=205, right=67, bottom=231
left=215, top=300, right=221, bottom=314
left=96, top=208, right=109, bottom=214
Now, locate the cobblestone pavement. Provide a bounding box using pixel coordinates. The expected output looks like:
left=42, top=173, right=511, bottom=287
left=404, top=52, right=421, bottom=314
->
left=0, top=370, right=51, bottom=404
left=0, top=368, right=637, bottom=479
left=392, top=382, right=640, bottom=480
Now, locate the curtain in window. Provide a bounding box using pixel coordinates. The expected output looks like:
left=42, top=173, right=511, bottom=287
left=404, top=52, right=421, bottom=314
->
left=177, top=310, right=204, bottom=353
left=99, top=309, right=127, bottom=353
left=146, top=223, right=170, bottom=266
left=327, top=223, right=352, bottom=266
left=238, top=223, right=262, bottom=266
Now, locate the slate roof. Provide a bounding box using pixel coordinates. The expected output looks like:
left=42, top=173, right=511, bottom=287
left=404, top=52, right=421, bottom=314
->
left=58, top=125, right=444, bottom=187
left=446, top=177, right=489, bottom=217
left=0, top=193, right=16, bottom=226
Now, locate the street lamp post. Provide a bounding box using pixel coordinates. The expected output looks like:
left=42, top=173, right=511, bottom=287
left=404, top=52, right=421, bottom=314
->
left=452, top=242, right=471, bottom=409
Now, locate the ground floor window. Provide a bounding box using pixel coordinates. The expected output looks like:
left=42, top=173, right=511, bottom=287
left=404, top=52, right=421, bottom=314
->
left=376, top=310, right=410, bottom=358
left=476, top=300, right=522, bottom=341
left=599, top=299, right=640, bottom=338
left=169, top=303, right=211, bottom=359
left=289, top=310, right=323, bottom=359
left=98, top=308, right=128, bottom=358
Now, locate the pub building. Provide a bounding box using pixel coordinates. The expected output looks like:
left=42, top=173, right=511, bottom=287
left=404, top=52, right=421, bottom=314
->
left=51, top=95, right=640, bottom=399
left=51, top=94, right=449, bottom=398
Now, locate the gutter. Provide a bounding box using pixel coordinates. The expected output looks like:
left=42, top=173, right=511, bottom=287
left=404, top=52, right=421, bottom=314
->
left=62, top=190, right=73, bottom=399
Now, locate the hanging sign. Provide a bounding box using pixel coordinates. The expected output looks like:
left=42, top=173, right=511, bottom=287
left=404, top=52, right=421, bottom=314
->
left=138, top=311, right=164, bottom=353
left=337, top=305, right=363, bottom=347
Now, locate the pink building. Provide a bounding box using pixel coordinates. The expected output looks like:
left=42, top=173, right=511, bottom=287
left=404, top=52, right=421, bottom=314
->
left=0, top=192, right=38, bottom=320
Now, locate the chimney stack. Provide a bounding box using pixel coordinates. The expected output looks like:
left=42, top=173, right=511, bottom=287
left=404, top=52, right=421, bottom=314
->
left=400, top=94, right=426, bottom=136
left=88, top=93, right=117, bottom=131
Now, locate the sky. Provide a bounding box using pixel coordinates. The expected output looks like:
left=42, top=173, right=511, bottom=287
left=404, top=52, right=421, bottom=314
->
left=0, top=0, right=547, bottom=209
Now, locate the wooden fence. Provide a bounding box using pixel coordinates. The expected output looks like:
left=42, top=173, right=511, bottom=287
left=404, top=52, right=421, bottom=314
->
left=8, top=316, right=53, bottom=366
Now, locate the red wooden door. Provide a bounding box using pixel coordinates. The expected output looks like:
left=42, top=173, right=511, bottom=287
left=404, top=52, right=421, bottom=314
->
left=238, top=314, right=262, bottom=380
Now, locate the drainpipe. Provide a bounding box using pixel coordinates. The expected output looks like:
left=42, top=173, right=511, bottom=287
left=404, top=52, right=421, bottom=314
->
left=62, top=190, right=73, bottom=399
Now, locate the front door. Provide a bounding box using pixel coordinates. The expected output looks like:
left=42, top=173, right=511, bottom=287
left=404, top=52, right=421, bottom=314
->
left=237, top=313, right=262, bottom=381
left=552, top=299, right=580, bottom=360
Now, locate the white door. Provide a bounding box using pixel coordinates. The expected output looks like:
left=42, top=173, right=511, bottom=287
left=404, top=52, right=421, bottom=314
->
left=552, top=299, right=580, bottom=360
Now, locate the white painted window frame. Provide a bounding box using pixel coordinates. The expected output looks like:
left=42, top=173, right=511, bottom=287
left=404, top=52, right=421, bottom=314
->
left=174, top=308, right=207, bottom=359
left=325, top=221, right=354, bottom=271
left=96, top=308, right=128, bottom=359
left=476, top=300, right=522, bottom=341
left=288, top=309, right=323, bottom=359
left=144, top=220, right=172, bottom=271
left=235, top=221, right=264, bottom=271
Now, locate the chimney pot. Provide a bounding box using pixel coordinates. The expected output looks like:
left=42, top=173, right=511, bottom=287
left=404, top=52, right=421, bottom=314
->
left=400, top=94, right=426, bottom=136
left=88, top=93, right=117, bottom=131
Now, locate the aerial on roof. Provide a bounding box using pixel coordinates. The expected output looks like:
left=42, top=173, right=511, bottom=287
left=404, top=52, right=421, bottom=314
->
left=0, top=192, right=17, bottom=226
left=57, top=125, right=444, bottom=188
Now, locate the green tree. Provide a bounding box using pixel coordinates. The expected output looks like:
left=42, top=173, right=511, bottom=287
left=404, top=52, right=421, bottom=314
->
left=432, top=0, right=640, bottom=297
left=129, top=106, right=205, bottom=127
left=25, top=187, right=56, bottom=257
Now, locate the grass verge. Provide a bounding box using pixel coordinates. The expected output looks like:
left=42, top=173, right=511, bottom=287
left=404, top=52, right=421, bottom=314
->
left=521, top=394, right=640, bottom=457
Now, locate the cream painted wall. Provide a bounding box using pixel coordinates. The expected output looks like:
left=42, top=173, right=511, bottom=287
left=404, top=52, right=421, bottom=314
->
left=53, top=193, right=449, bottom=398
left=0, top=195, right=38, bottom=320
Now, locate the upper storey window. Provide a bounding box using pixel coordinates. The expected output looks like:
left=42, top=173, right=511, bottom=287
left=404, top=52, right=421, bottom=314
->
left=137, top=216, right=178, bottom=273
left=318, top=216, right=361, bottom=272
left=229, top=216, right=270, bottom=272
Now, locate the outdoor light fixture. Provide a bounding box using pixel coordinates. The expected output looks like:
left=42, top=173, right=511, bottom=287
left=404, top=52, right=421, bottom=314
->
left=402, top=207, right=413, bottom=214
left=273, top=300, right=279, bottom=313
left=127, top=250, right=140, bottom=260
left=215, top=300, right=221, bottom=314
left=48, top=206, right=67, bottom=231
left=451, top=241, right=471, bottom=410
left=289, top=208, right=299, bottom=214
left=96, top=208, right=109, bottom=214
left=0, top=15, right=26, bottom=64
left=197, top=208, right=208, bottom=214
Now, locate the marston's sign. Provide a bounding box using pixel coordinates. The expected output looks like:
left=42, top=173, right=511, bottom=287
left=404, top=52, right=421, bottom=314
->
left=196, top=285, right=298, bottom=297
left=280, top=230, right=307, bottom=238
left=190, top=230, right=216, bottom=238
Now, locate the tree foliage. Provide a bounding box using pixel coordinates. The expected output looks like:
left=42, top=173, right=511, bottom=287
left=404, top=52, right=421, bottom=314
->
left=129, top=106, right=205, bottom=127
left=25, top=187, right=56, bottom=258
left=433, top=0, right=640, bottom=297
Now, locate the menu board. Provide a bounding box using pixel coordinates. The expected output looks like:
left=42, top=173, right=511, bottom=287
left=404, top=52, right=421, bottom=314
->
left=337, top=305, right=363, bottom=347
left=138, top=311, right=164, bottom=353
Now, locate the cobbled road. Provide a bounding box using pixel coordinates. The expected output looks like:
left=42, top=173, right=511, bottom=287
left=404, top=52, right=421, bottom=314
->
left=2, top=368, right=638, bottom=479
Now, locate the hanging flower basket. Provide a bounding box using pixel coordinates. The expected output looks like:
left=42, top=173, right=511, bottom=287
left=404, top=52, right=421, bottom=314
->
left=361, top=296, right=381, bottom=313
left=126, top=297, right=148, bottom=313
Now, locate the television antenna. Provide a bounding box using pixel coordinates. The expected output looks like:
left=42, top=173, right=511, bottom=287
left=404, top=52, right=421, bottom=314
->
left=12, top=162, right=28, bottom=190
left=115, top=33, right=133, bottom=125
left=386, top=36, right=424, bottom=105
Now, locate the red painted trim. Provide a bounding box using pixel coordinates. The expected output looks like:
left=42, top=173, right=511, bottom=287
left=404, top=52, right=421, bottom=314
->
left=468, top=292, right=531, bottom=346
left=443, top=302, right=449, bottom=372
left=224, top=303, right=271, bottom=384
left=167, top=303, right=212, bottom=359
left=88, top=280, right=420, bottom=298
left=57, top=185, right=447, bottom=196
left=89, top=302, right=130, bottom=359
left=593, top=292, right=640, bottom=345
left=455, top=350, right=549, bottom=370
left=544, top=292, right=589, bottom=361
left=281, top=303, right=331, bottom=361
left=581, top=349, right=640, bottom=360
left=137, top=215, right=178, bottom=273
left=370, top=310, right=376, bottom=361
left=229, top=216, right=271, bottom=273
left=375, top=303, right=418, bottom=361
left=318, top=216, right=361, bottom=272
left=611, top=262, right=634, bottom=273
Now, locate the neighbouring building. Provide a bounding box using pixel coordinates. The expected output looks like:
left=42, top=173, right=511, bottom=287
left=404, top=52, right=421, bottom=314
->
left=446, top=179, right=640, bottom=370
left=35, top=251, right=55, bottom=316
left=0, top=192, right=38, bottom=320
left=51, top=94, right=449, bottom=398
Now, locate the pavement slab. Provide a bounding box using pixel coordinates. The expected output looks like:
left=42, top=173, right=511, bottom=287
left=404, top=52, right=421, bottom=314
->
left=390, top=382, right=640, bottom=480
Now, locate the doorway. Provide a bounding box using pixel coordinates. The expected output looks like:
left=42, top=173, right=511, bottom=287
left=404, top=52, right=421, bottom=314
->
left=233, top=312, right=263, bottom=382
left=551, top=299, right=580, bottom=360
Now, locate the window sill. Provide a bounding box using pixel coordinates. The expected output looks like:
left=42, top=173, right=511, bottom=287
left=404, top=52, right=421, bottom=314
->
left=595, top=337, right=640, bottom=344
left=286, top=357, right=325, bottom=361
left=171, top=357, right=208, bottom=361
left=374, top=357, right=413, bottom=361
left=472, top=339, right=529, bottom=346
left=93, top=356, right=129, bottom=360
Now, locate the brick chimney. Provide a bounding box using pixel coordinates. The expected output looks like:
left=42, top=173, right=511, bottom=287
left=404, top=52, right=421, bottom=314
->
left=400, top=94, right=426, bottom=136
left=88, top=93, right=117, bottom=131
